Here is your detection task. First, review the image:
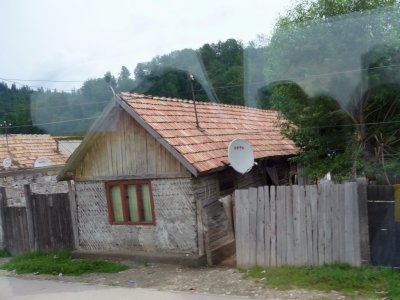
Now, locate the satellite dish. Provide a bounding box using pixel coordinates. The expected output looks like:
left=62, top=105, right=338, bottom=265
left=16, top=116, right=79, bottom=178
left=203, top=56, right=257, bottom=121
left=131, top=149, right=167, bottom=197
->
left=3, top=158, right=12, bottom=169
left=228, top=139, right=255, bottom=174
left=34, top=157, right=52, bottom=168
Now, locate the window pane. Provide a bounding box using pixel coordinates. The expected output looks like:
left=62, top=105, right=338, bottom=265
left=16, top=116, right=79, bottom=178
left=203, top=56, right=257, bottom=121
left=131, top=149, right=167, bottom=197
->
left=127, top=185, right=139, bottom=222
left=111, top=186, right=124, bottom=222
left=141, top=184, right=153, bottom=222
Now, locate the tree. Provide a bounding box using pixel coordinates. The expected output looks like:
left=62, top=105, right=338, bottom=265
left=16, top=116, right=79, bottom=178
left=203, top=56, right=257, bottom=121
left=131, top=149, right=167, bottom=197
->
left=265, top=0, right=400, bottom=181
left=117, top=66, right=136, bottom=92
left=132, top=39, right=245, bottom=104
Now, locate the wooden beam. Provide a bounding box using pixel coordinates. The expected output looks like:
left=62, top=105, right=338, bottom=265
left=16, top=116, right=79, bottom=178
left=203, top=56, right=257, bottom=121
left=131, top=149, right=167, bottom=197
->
left=0, top=187, right=7, bottom=250
left=75, top=173, right=191, bottom=182
left=356, top=178, right=370, bottom=266
left=196, top=197, right=205, bottom=257
left=68, top=181, right=79, bottom=249
left=24, top=185, right=37, bottom=251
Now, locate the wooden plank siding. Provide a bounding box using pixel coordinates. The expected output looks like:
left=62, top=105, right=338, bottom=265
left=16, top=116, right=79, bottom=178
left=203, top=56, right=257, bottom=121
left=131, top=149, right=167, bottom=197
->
left=75, top=110, right=191, bottom=181
left=235, top=183, right=367, bottom=268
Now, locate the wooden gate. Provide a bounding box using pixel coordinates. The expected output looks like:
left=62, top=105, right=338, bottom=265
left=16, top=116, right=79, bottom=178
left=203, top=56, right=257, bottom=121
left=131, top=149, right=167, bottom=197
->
left=0, top=186, right=74, bottom=255
left=367, top=185, right=400, bottom=267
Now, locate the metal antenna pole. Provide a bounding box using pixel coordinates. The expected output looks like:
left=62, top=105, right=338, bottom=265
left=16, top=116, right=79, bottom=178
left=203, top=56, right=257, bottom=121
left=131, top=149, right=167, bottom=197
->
left=188, top=73, right=200, bottom=129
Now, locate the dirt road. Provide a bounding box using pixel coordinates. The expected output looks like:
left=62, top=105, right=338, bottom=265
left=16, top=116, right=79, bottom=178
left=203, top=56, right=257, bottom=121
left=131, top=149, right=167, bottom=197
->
left=0, top=260, right=351, bottom=299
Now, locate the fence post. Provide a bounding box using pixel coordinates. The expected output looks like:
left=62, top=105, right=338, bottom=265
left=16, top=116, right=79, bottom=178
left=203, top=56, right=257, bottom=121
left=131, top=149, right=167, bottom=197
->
left=0, top=187, right=7, bottom=250
left=24, top=184, right=37, bottom=251
left=68, top=181, right=79, bottom=249
left=356, top=178, right=370, bottom=265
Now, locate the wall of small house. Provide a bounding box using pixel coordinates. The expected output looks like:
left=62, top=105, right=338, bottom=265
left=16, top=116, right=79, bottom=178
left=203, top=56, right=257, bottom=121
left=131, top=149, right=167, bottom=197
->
left=74, top=109, right=190, bottom=181
left=0, top=168, right=68, bottom=206
left=75, top=178, right=198, bottom=254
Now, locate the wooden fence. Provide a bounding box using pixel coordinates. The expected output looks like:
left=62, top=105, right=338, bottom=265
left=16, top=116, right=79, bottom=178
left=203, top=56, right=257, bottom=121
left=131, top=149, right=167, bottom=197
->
left=367, top=185, right=400, bottom=267
left=235, top=182, right=369, bottom=268
left=0, top=186, right=74, bottom=255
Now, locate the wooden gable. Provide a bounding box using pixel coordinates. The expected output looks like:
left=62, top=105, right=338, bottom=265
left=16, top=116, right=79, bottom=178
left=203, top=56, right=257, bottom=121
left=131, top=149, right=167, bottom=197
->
left=74, top=109, right=191, bottom=181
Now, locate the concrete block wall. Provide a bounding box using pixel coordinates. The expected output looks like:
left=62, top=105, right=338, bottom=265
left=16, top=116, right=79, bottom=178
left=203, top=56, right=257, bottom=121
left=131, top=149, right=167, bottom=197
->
left=75, top=178, right=198, bottom=254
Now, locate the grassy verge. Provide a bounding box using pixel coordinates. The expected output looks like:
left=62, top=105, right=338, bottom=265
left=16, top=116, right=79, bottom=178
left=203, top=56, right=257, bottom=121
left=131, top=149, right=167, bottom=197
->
left=244, top=263, right=400, bottom=299
left=0, top=250, right=128, bottom=275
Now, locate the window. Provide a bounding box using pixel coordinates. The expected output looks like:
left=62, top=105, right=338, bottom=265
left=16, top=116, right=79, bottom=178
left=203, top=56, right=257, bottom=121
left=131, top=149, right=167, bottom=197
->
left=105, top=180, right=155, bottom=225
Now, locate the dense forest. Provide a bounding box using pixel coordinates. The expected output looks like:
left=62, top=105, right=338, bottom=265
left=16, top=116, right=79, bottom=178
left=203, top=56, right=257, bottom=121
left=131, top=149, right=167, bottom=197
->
left=0, top=39, right=265, bottom=135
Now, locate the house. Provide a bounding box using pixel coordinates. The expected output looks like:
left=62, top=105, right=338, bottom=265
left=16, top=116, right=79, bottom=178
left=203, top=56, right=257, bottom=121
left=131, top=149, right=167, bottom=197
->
left=58, top=93, right=297, bottom=264
left=0, top=134, right=70, bottom=206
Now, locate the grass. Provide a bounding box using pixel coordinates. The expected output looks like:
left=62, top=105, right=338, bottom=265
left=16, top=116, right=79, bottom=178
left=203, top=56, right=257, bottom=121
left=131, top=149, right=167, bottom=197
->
left=244, top=263, right=400, bottom=299
left=0, top=250, right=129, bottom=275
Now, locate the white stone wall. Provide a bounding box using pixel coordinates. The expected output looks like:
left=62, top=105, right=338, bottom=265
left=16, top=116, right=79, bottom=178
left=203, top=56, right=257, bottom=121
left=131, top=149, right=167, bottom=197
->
left=76, top=178, right=198, bottom=254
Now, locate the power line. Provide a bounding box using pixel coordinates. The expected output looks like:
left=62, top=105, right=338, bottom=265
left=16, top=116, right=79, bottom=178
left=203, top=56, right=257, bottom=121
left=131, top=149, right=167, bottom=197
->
left=0, top=100, right=110, bottom=116
left=194, top=62, right=400, bottom=92
left=2, top=60, right=400, bottom=93
left=0, top=77, right=84, bottom=83
left=5, top=116, right=101, bottom=129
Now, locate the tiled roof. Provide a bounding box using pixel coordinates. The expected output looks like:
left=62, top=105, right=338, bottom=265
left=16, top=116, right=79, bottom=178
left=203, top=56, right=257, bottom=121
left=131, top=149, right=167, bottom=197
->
left=120, top=93, right=297, bottom=173
left=0, top=134, right=69, bottom=171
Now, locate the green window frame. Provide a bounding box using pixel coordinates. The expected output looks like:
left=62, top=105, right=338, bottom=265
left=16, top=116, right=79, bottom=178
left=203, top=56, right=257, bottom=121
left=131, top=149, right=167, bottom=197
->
left=105, top=180, right=155, bottom=225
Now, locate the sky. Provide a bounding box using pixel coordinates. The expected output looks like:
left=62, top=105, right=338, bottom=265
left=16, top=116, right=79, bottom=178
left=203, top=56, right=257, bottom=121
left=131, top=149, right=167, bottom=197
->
left=0, top=0, right=293, bottom=91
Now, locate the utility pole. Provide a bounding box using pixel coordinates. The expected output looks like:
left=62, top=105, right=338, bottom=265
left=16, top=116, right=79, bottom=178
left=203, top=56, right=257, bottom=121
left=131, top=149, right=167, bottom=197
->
left=0, top=121, right=12, bottom=153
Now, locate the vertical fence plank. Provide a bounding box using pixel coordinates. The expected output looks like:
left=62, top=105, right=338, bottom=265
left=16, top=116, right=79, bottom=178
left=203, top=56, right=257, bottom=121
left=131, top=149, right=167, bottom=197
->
left=24, top=185, right=36, bottom=251
left=304, top=186, right=313, bottom=265
left=264, top=186, right=271, bottom=267
left=324, top=184, right=333, bottom=264
left=0, top=187, right=7, bottom=250
left=276, top=187, right=282, bottom=266
left=235, top=189, right=247, bottom=268
left=293, top=185, right=301, bottom=266
left=298, top=185, right=308, bottom=265
left=248, top=187, right=258, bottom=267
left=256, top=186, right=265, bottom=266
left=307, top=185, right=319, bottom=265
left=317, top=185, right=325, bottom=264
left=352, top=182, right=361, bottom=266
left=356, top=178, right=370, bottom=265
left=68, top=181, right=79, bottom=249
left=344, top=182, right=356, bottom=265
left=338, top=183, right=346, bottom=262
left=331, top=184, right=341, bottom=262
left=276, top=186, right=286, bottom=265
left=270, top=186, right=277, bottom=266
left=286, top=185, right=294, bottom=265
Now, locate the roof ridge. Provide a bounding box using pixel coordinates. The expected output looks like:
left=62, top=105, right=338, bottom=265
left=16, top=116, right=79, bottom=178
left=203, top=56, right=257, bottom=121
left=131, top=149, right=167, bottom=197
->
left=119, top=92, right=275, bottom=113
